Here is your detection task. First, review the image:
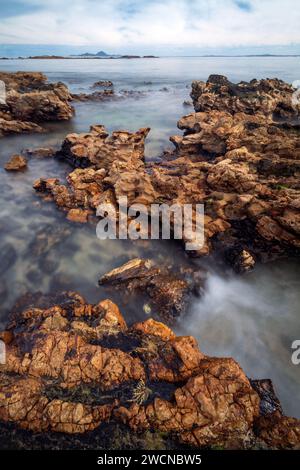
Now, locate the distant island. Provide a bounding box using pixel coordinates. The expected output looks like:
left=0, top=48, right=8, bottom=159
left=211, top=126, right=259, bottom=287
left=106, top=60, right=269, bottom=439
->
left=71, top=51, right=158, bottom=59
left=15, top=51, right=159, bottom=60
left=0, top=51, right=299, bottom=60
left=75, top=50, right=110, bottom=57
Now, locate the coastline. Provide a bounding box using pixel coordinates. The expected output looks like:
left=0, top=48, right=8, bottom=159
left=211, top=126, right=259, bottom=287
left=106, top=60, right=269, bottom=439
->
left=0, top=68, right=299, bottom=449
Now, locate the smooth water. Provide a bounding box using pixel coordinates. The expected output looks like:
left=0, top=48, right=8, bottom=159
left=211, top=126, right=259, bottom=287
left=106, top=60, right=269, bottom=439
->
left=0, top=57, right=299, bottom=418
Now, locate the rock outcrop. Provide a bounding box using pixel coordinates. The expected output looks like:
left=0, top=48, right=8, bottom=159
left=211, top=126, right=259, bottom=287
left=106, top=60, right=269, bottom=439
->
left=99, top=258, right=196, bottom=320
left=33, top=75, right=300, bottom=271
left=191, top=75, right=299, bottom=119
left=4, top=154, right=27, bottom=171
left=0, top=291, right=299, bottom=448
left=0, top=72, right=74, bottom=137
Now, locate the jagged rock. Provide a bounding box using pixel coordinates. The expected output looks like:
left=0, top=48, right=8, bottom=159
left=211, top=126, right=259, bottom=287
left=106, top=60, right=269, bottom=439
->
left=0, top=374, right=114, bottom=433
left=191, top=74, right=300, bottom=118
left=251, top=379, right=283, bottom=416
left=115, top=357, right=260, bottom=449
left=33, top=76, right=300, bottom=270
left=99, top=258, right=193, bottom=320
left=0, top=118, right=44, bottom=137
left=0, top=72, right=47, bottom=93
left=7, top=87, right=73, bottom=122
left=0, top=72, right=74, bottom=137
left=0, top=291, right=299, bottom=448
left=57, top=125, right=149, bottom=169
left=255, top=412, right=300, bottom=449
left=4, top=154, right=27, bottom=171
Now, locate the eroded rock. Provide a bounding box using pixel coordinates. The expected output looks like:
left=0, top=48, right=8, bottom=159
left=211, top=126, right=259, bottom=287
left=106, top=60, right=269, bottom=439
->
left=99, top=258, right=194, bottom=319
left=0, top=291, right=298, bottom=449
left=4, top=155, right=27, bottom=171
left=0, top=72, right=74, bottom=137
left=33, top=76, right=300, bottom=270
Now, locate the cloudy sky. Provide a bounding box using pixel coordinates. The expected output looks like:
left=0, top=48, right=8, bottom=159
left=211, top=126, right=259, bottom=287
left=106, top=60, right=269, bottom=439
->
left=0, top=0, right=300, bottom=56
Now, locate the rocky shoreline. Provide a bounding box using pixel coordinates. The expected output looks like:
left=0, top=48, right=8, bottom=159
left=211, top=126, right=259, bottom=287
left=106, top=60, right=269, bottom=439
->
left=32, top=74, right=300, bottom=272
left=0, top=71, right=300, bottom=449
left=0, top=290, right=299, bottom=449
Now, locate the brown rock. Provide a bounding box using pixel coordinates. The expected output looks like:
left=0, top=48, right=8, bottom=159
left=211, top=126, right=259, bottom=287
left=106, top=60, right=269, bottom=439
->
left=67, top=208, right=90, bottom=223
left=0, top=72, right=73, bottom=138
left=0, top=291, right=299, bottom=449
left=0, top=118, right=44, bottom=137
left=4, top=154, right=27, bottom=171
left=33, top=75, right=300, bottom=269
left=255, top=412, right=300, bottom=449
left=58, top=125, right=149, bottom=169
left=132, top=318, right=176, bottom=341
left=99, top=258, right=192, bottom=320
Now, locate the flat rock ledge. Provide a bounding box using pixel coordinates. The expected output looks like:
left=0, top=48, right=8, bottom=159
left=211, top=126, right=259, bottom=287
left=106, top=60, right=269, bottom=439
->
left=0, top=291, right=299, bottom=449
left=33, top=75, right=300, bottom=272
left=0, top=72, right=74, bottom=137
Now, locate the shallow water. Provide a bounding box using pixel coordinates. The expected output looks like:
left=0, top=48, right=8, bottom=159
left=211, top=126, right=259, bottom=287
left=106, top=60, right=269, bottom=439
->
left=0, top=57, right=300, bottom=418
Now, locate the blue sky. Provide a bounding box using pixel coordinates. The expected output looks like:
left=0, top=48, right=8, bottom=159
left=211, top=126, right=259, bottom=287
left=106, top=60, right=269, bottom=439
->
left=0, top=0, right=299, bottom=56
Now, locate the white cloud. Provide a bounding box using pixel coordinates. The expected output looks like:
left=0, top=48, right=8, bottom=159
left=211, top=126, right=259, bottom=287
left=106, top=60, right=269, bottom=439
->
left=0, top=0, right=299, bottom=51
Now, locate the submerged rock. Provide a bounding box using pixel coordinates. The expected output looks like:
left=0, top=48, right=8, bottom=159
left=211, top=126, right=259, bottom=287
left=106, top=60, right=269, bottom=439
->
left=0, top=243, right=17, bottom=275
left=0, top=72, right=74, bottom=137
left=0, top=291, right=299, bottom=449
left=4, top=154, right=27, bottom=171
left=99, top=258, right=194, bottom=320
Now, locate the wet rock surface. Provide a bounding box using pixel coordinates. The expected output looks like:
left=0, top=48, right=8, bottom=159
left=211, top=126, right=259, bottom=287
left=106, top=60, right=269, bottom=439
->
left=0, top=291, right=299, bottom=449
left=0, top=72, right=74, bottom=137
left=33, top=75, right=300, bottom=271
left=4, top=154, right=27, bottom=171
left=99, top=258, right=197, bottom=320
left=191, top=75, right=299, bottom=119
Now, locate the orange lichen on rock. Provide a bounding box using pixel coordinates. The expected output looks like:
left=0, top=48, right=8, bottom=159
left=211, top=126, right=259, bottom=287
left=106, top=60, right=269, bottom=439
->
left=33, top=76, right=300, bottom=271
left=0, top=291, right=299, bottom=448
